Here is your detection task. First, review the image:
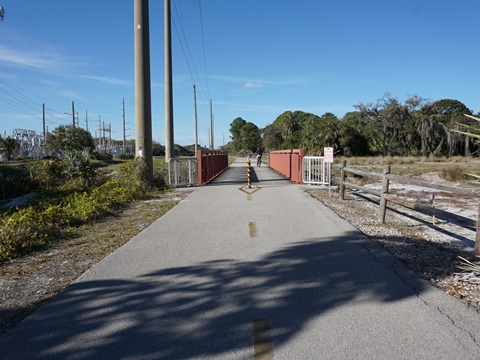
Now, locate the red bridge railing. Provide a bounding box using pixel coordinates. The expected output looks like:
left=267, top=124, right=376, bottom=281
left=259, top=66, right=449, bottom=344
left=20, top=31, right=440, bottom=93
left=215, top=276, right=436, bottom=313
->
left=269, top=149, right=305, bottom=184
left=197, top=150, right=229, bottom=185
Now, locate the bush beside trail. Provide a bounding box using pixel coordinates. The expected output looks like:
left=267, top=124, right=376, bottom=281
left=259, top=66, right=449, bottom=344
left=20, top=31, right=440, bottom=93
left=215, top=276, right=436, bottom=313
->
left=0, top=159, right=163, bottom=261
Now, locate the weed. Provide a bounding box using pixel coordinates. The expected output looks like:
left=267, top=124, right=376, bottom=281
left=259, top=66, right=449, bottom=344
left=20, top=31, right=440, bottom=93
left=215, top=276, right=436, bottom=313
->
left=439, top=166, right=465, bottom=182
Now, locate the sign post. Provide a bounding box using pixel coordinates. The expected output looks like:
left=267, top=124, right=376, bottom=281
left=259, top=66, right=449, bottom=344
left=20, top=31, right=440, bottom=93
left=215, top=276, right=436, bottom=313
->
left=324, top=147, right=334, bottom=196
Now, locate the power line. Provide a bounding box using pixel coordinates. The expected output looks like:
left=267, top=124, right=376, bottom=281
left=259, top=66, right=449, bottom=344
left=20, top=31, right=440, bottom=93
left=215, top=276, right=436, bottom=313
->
left=172, top=0, right=211, bottom=114
left=198, top=0, right=210, bottom=100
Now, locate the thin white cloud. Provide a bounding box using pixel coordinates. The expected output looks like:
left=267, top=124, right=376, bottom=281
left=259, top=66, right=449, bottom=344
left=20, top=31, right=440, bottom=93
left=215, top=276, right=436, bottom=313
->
left=210, top=75, right=310, bottom=86
left=243, top=82, right=263, bottom=88
left=80, top=75, right=132, bottom=86
left=0, top=44, right=73, bottom=71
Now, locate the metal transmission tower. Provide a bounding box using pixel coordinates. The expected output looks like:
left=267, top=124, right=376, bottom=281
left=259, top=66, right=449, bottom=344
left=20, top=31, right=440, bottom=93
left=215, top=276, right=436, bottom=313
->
left=134, top=0, right=153, bottom=182
left=12, top=129, right=44, bottom=157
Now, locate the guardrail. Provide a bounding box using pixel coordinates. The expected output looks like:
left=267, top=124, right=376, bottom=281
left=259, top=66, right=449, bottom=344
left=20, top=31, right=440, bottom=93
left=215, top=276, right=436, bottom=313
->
left=269, top=149, right=304, bottom=183
left=197, top=150, right=229, bottom=185
left=338, top=160, right=480, bottom=258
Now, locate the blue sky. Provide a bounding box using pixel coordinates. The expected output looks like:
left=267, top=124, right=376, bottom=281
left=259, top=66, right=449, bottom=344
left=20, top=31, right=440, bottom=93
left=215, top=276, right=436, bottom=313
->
left=0, top=0, right=479, bottom=147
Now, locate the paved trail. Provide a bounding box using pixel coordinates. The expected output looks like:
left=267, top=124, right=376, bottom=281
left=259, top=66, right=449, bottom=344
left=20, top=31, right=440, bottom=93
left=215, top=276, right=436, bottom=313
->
left=1, top=158, right=479, bottom=359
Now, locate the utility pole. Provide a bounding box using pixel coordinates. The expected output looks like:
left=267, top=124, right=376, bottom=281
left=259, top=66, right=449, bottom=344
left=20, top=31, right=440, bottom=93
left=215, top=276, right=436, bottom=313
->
left=122, top=98, right=126, bottom=153
left=193, top=85, right=198, bottom=155
left=71, top=101, right=75, bottom=127
left=98, top=115, right=101, bottom=149
left=85, top=110, right=88, bottom=131
left=134, top=0, right=153, bottom=181
left=42, top=103, right=46, bottom=138
left=164, top=0, right=174, bottom=162
left=210, top=99, right=214, bottom=150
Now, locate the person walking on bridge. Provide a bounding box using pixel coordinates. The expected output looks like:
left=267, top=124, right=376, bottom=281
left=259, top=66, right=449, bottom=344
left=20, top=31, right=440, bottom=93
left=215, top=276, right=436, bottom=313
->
left=255, top=147, right=263, bottom=167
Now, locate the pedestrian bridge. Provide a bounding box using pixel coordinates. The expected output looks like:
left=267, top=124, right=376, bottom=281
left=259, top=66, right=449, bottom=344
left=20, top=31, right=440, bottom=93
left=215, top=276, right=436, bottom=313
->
left=168, top=150, right=331, bottom=188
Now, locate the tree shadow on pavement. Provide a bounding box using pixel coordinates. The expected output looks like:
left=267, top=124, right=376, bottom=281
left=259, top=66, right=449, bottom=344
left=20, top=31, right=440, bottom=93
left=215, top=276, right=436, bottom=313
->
left=0, top=235, right=428, bottom=359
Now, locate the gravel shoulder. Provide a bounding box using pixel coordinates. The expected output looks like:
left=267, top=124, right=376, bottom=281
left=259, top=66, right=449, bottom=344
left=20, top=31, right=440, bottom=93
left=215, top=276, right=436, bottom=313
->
left=306, top=181, right=480, bottom=312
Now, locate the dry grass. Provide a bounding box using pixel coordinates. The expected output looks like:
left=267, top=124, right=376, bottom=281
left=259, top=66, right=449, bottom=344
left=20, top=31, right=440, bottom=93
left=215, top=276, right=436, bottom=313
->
left=333, top=156, right=480, bottom=183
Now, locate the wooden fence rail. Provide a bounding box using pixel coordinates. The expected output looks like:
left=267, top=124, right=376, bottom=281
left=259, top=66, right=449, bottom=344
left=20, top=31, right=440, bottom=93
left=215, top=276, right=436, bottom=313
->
left=339, top=160, right=480, bottom=259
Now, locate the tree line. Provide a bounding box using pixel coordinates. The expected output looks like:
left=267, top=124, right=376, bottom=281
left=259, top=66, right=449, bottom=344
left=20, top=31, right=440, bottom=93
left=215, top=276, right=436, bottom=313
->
left=223, top=94, right=479, bottom=157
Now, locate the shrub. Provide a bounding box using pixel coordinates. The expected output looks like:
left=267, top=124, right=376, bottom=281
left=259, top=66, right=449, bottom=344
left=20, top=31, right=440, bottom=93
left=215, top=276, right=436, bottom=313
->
left=92, top=151, right=113, bottom=161
left=0, top=158, right=155, bottom=260
left=113, top=158, right=151, bottom=197
left=116, top=153, right=135, bottom=160
left=30, top=158, right=65, bottom=188
left=153, top=168, right=168, bottom=189
left=63, top=149, right=97, bottom=185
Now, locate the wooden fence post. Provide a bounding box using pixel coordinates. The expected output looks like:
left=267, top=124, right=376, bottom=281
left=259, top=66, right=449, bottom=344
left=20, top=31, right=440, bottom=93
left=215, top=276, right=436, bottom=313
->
left=476, top=202, right=480, bottom=261
left=339, top=160, right=346, bottom=200
left=378, top=165, right=391, bottom=223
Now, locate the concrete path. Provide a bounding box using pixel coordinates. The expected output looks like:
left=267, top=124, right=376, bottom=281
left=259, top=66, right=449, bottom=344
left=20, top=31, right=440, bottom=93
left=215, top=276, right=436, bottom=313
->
left=1, top=158, right=479, bottom=359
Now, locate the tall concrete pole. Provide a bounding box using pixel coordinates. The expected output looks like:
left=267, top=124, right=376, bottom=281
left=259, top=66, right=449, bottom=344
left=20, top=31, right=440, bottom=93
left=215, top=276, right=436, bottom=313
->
left=193, top=84, right=198, bottom=155
left=134, top=0, right=153, bottom=181
left=164, top=0, right=174, bottom=162
left=122, top=98, right=126, bottom=153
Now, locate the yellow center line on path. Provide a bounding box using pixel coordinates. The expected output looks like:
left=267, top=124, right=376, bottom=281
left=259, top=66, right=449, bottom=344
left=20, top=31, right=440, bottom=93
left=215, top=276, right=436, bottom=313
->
left=249, top=222, right=258, bottom=237
left=253, top=319, right=273, bottom=359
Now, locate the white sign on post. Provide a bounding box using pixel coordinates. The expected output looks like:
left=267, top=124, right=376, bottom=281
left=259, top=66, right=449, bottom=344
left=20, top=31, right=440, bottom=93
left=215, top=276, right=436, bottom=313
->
left=324, top=147, right=333, bottom=196
left=324, top=147, right=334, bottom=163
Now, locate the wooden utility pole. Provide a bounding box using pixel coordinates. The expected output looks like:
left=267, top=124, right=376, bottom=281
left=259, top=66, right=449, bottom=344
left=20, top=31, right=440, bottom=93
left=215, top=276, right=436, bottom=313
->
left=164, top=0, right=174, bottom=162
left=71, top=101, right=75, bottom=127
left=134, top=0, right=153, bottom=181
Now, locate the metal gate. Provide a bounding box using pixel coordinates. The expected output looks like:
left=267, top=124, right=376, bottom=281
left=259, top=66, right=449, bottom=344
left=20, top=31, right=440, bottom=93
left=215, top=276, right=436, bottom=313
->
left=302, top=156, right=331, bottom=185
left=168, top=158, right=198, bottom=187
